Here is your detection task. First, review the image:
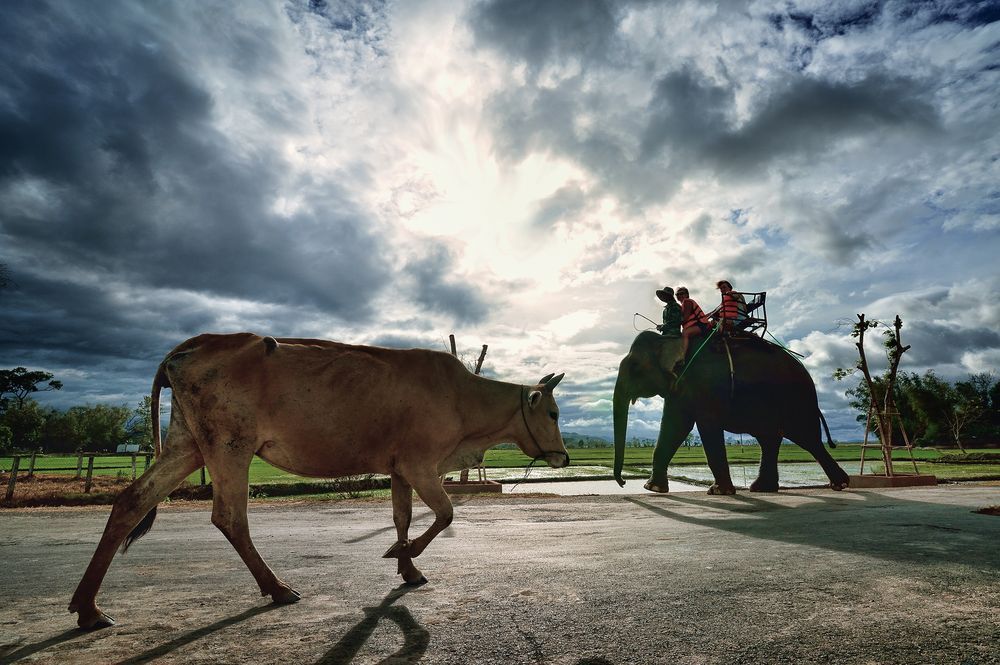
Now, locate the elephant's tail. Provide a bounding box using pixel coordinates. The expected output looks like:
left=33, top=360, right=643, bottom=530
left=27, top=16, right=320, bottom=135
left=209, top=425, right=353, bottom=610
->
left=819, top=409, right=836, bottom=448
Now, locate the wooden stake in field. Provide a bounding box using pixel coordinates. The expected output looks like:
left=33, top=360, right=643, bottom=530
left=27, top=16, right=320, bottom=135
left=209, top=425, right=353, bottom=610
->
left=444, top=335, right=500, bottom=492
left=5, top=456, right=20, bottom=501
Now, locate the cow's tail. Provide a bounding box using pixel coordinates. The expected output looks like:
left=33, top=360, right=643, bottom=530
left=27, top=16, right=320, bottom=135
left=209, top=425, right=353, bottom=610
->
left=121, top=361, right=170, bottom=555
left=819, top=408, right=836, bottom=449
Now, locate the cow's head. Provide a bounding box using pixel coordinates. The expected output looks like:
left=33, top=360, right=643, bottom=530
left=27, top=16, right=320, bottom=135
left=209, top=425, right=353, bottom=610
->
left=521, top=373, right=570, bottom=468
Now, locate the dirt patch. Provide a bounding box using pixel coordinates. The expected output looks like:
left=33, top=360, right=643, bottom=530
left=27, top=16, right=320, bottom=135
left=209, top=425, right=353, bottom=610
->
left=0, top=472, right=210, bottom=508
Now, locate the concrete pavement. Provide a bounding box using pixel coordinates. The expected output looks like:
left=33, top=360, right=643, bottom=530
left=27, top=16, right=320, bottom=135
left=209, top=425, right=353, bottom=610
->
left=1, top=483, right=998, bottom=664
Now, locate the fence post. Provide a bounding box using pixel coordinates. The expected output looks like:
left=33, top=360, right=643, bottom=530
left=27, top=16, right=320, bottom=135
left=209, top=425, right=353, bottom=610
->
left=5, top=456, right=20, bottom=501
left=76, top=452, right=84, bottom=479
left=27, top=451, right=37, bottom=477
left=200, top=467, right=207, bottom=486
left=84, top=456, right=95, bottom=494
left=131, top=453, right=138, bottom=480
left=144, top=454, right=152, bottom=471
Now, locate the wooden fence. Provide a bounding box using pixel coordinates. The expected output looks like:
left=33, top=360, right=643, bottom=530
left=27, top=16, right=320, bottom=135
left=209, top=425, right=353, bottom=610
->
left=1, top=452, right=163, bottom=501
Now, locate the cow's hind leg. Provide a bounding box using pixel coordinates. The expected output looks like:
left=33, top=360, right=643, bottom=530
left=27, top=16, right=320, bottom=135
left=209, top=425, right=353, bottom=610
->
left=382, top=472, right=427, bottom=585
left=69, top=438, right=202, bottom=629
left=205, top=455, right=300, bottom=604
left=384, top=469, right=453, bottom=561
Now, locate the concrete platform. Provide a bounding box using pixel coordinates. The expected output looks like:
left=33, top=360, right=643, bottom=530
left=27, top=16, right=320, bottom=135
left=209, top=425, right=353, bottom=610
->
left=442, top=479, right=502, bottom=494
left=849, top=473, right=938, bottom=488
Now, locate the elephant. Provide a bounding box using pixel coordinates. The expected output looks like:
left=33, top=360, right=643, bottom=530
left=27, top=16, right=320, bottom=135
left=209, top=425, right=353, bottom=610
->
left=612, top=330, right=850, bottom=494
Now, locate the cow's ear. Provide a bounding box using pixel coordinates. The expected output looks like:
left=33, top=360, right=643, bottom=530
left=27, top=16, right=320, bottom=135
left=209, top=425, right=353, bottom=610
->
left=528, top=390, right=543, bottom=408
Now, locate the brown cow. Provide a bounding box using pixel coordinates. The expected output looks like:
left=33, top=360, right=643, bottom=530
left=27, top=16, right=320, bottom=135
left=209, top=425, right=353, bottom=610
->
left=69, top=333, right=569, bottom=629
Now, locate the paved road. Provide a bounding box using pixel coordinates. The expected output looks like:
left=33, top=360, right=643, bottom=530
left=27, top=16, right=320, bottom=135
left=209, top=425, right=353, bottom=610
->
left=1, top=484, right=998, bottom=664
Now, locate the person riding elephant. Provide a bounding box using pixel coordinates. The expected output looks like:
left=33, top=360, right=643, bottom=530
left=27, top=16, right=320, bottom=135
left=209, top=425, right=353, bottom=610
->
left=713, top=280, right=747, bottom=333
left=655, top=286, right=682, bottom=338
left=654, top=286, right=685, bottom=382
left=675, top=286, right=711, bottom=360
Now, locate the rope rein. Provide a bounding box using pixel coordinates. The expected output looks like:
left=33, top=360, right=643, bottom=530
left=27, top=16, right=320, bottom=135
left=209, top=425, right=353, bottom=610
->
left=674, top=324, right=718, bottom=385
left=508, top=387, right=547, bottom=493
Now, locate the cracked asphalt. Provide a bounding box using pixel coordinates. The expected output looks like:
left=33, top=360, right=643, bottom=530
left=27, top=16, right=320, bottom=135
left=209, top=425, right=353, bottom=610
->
left=1, top=483, right=998, bottom=664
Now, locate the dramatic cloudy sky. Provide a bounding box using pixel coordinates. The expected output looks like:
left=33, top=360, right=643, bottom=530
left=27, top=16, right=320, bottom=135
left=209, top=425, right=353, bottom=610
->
left=2, top=0, right=998, bottom=441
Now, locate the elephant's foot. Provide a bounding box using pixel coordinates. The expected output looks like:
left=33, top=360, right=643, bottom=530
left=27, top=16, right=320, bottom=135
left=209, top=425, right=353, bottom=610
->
left=828, top=468, right=850, bottom=491
left=69, top=599, right=115, bottom=630
left=749, top=478, right=779, bottom=492
left=643, top=479, right=669, bottom=493
left=708, top=483, right=737, bottom=495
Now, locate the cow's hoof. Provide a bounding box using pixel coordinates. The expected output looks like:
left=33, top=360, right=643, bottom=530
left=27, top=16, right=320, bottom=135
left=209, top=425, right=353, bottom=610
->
left=749, top=479, right=778, bottom=493
left=830, top=480, right=849, bottom=491
left=404, top=574, right=428, bottom=586
left=708, top=484, right=737, bottom=495
left=271, top=587, right=301, bottom=604
left=74, top=608, right=115, bottom=630
left=383, top=540, right=412, bottom=559
left=643, top=480, right=669, bottom=493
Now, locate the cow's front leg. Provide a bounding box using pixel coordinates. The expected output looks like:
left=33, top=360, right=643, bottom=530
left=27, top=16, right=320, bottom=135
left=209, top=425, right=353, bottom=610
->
left=385, top=469, right=453, bottom=562
left=383, top=473, right=426, bottom=585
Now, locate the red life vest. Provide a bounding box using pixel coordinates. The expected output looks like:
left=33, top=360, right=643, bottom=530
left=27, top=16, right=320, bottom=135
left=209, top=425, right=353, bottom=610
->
left=682, top=300, right=710, bottom=329
left=720, top=292, right=747, bottom=321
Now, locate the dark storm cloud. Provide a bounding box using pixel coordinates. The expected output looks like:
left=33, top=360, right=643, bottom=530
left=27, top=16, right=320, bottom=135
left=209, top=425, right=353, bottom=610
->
left=0, top=3, right=389, bottom=318
left=403, top=242, right=490, bottom=325
left=468, top=0, right=624, bottom=72
left=0, top=2, right=412, bottom=387
left=531, top=183, right=588, bottom=229
left=704, top=74, right=940, bottom=174
left=896, top=321, right=1000, bottom=368
left=474, top=3, right=942, bottom=208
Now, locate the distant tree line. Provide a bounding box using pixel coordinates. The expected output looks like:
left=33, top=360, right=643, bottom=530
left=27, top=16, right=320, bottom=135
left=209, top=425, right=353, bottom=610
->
left=0, top=367, right=152, bottom=455
left=842, top=371, right=999, bottom=451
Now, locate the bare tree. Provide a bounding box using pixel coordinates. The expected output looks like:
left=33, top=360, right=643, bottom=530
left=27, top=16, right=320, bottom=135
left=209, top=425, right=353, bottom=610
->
left=834, top=314, right=912, bottom=472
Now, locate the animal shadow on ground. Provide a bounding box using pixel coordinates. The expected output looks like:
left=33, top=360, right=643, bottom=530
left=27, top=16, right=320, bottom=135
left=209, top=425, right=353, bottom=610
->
left=624, top=490, right=1000, bottom=570
left=116, top=604, right=284, bottom=665
left=0, top=605, right=283, bottom=665
left=316, top=584, right=428, bottom=664
left=0, top=628, right=85, bottom=664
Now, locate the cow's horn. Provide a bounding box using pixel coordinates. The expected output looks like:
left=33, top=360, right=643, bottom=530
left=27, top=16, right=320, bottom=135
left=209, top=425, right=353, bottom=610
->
left=539, top=373, right=555, bottom=385
left=543, top=373, right=564, bottom=392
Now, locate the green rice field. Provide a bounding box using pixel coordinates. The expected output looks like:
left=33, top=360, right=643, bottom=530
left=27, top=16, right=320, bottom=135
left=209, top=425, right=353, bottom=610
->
left=1, top=444, right=997, bottom=486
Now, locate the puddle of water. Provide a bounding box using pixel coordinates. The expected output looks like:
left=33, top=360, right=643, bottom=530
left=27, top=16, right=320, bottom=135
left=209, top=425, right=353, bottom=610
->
left=446, top=461, right=869, bottom=495
left=505, top=478, right=705, bottom=495
left=658, top=461, right=865, bottom=488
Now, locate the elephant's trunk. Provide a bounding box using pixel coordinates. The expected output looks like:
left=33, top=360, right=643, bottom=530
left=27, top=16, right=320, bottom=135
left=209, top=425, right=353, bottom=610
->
left=612, top=360, right=631, bottom=487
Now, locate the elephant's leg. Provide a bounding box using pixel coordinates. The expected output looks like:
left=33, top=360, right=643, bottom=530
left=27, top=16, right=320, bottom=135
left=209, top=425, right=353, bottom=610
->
left=646, top=404, right=695, bottom=493
left=791, top=434, right=850, bottom=491
left=750, top=434, right=780, bottom=492
left=697, top=422, right=736, bottom=495
left=384, top=472, right=427, bottom=585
